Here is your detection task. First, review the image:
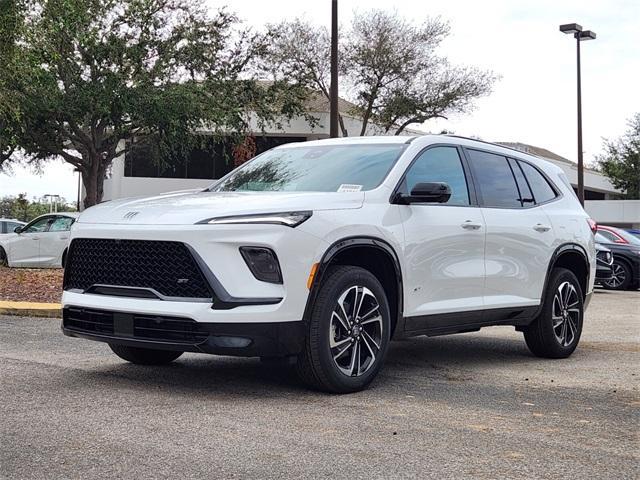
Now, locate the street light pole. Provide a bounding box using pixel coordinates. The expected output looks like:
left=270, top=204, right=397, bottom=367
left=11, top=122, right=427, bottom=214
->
left=575, top=33, right=584, bottom=206
left=560, top=23, right=596, bottom=206
left=329, top=0, right=339, bottom=138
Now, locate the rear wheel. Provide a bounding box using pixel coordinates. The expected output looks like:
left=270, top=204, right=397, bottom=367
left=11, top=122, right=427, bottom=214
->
left=296, top=265, right=391, bottom=393
left=0, top=247, right=7, bottom=267
left=523, top=268, right=584, bottom=358
left=602, top=260, right=631, bottom=290
left=109, top=344, right=183, bottom=365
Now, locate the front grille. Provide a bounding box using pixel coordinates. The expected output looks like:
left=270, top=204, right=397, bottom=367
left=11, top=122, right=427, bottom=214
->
left=63, top=308, right=209, bottom=344
left=64, top=239, right=213, bottom=299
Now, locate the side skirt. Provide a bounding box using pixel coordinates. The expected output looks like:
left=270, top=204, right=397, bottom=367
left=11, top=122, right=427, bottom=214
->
left=400, top=305, right=539, bottom=338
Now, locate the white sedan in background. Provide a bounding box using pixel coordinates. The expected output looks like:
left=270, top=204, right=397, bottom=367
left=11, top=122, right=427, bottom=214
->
left=0, top=212, right=78, bottom=268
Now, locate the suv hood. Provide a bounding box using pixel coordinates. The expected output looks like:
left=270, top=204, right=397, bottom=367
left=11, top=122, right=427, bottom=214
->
left=78, top=190, right=364, bottom=225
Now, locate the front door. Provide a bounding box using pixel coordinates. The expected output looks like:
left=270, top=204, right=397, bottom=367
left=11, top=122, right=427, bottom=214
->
left=9, top=216, right=53, bottom=266
left=397, top=145, right=486, bottom=325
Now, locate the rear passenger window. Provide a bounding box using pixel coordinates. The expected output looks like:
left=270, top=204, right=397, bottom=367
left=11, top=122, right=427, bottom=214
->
left=508, top=158, right=534, bottom=206
left=467, top=149, right=521, bottom=208
left=404, top=146, right=470, bottom=206
left=518, top=161, right=557, bottom=204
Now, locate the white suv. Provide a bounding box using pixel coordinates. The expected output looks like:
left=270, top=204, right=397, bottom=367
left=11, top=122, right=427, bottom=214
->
left=62, top=135, right=596, bottom=393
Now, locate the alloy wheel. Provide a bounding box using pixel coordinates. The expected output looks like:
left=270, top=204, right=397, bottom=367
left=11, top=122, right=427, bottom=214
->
left=552, top=281, right=580, bottom=347
left=329, top=285, right=383, bottom=377
left=605, top=263, right=626, bottom=289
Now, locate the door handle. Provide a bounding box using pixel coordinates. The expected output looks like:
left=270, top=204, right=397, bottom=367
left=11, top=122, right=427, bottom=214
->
left=461, top=220, right=482, bottom=230
left=533, top=224, right=551, bottom=232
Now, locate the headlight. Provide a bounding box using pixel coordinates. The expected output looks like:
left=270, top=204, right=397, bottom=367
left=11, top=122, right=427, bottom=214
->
left=197, top=211, right=312, bottom=227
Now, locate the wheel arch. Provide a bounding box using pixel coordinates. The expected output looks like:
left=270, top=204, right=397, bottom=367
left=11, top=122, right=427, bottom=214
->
left=546, top=243, right=590, bottom=300
left=304, top=236, right=404, bottom=336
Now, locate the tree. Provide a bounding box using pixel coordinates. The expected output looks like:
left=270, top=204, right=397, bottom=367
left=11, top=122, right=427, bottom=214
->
left=0, top=194, right=76, bottom=221
left=262, top=19, right=349, bottom=136
left=597, top=114, right=640, bottom=199
left=0, top=0, right=311, bottom=207
left=263, top=10, right=496, bottom=136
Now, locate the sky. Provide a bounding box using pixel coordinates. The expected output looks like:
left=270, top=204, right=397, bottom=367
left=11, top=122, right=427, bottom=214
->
left=1, top=0, right=638, bottom=202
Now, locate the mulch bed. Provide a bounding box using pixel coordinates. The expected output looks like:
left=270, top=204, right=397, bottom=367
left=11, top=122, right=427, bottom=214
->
left=0, top=266, right=64, bottom=303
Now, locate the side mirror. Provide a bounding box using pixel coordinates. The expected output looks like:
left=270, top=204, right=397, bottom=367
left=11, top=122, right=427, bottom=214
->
left=396, top=182, right=452, bottom=204
left=14, top=226, right=22, bottom=234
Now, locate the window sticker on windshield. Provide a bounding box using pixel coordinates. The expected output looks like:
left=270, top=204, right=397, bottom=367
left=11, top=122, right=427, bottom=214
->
left=337, top=184, right=363, bottom=193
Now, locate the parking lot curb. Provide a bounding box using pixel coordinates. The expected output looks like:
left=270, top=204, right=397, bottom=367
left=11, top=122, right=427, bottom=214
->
left=0, top=301, right=62, bottom=318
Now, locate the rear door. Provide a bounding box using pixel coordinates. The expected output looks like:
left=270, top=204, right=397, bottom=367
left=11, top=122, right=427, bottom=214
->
left=38, top=216, right=75, bottom=266
left=397, top=145, right=486, bottom=323
left=465, top=149, right=556, bottom=309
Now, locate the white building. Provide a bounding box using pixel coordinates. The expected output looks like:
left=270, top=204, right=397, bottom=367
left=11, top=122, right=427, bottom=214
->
left=95, top=98, right=639, bottom=229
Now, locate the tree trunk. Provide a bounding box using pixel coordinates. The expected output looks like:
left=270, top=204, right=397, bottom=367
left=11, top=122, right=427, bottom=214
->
left=338, top=114, right=348, bottom=137
left=80, top=154, right=107, bottom=209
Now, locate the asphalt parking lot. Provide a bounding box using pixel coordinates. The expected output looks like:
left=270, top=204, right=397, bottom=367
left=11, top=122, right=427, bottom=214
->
left=1, top=289, right=638, bottom=479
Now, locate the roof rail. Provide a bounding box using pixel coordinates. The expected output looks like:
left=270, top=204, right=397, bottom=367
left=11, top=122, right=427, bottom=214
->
left=439, top=134, right=545, bottom=159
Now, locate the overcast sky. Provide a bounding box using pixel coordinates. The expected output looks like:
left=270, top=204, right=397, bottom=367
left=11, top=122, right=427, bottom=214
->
left=1, top=0, right=638, bottom=202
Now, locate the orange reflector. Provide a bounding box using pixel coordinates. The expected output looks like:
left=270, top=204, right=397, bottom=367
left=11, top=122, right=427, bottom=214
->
left=307, top=262, right=319, bottom=290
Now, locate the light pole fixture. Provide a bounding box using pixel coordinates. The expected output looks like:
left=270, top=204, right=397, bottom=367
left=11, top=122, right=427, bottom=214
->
left=329, top=0, right=339, bottom=138
left=559, top=23, right=596, bottom=206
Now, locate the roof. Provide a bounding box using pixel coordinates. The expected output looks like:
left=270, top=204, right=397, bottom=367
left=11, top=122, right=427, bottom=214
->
left=304, top=91, right=359, bottom=116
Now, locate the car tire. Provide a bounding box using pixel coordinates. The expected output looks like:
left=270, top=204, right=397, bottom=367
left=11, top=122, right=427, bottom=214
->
left=602, top=259, right=632, bottom=291
left=109, top=344, right=183, bottom=365
left=523, top=267, right=584, bottom=359
left=295, top=265, right=391, bottom=393
left=0, top=247, right=7, bottom=267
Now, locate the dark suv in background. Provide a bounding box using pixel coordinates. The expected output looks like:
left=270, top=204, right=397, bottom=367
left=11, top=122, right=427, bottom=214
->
left=595, top=231, right=640, bottom=291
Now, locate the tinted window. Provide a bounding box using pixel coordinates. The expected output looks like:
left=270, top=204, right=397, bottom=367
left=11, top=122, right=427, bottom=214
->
left=596, top=230, right=619, bottom=243
left=23, top=217, right=52, bottom=233
left=213, top=144, right=404, bottom=192
left=519, top=161, right=557, bottom=203
left=49, top=217, right=75, bottom=232
left=403, top=146, right=470, bottom=206
left=467, top=150, right=521, bottom=208
left=508, top=158, right=533, bottom=205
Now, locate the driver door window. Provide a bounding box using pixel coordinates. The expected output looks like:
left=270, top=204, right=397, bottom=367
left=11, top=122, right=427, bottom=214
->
left=24, top=217, right=52, bottom=233
left=403, top=147, right=470, bottom=206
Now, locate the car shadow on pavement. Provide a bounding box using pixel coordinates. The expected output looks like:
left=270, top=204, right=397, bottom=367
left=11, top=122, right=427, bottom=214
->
left=74, top=331, right=542, bottom=397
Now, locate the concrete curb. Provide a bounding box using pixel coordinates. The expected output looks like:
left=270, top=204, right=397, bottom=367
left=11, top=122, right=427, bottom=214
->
left=0, top=301, right=62, bottom=318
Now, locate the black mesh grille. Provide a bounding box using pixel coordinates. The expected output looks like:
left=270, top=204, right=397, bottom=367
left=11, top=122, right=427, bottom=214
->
left=63, top=308, right=209, bottom=344
left=64, top=239, right=213, bottom=299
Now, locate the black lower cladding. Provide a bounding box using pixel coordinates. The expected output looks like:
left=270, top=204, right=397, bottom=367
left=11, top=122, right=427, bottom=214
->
left=62, top=307, right=305, bottom=357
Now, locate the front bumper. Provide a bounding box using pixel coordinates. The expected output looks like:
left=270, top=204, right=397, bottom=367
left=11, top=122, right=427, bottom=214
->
left=62, top=307, right=306, bottom=357
left=595, top=263, right=613, bottom=282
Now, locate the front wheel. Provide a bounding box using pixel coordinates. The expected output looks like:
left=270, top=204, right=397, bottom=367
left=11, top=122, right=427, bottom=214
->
left=523, top=268, right=584, bottom=358
left=296, top=265, right=391, bottom=393
left=109, top=344, right=183, bottom=365
left=602, top=260, right=631, bottom=290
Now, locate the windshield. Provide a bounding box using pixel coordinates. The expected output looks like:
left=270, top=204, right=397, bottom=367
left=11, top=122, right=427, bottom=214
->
left=210, top=144, right=405, bottom=193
